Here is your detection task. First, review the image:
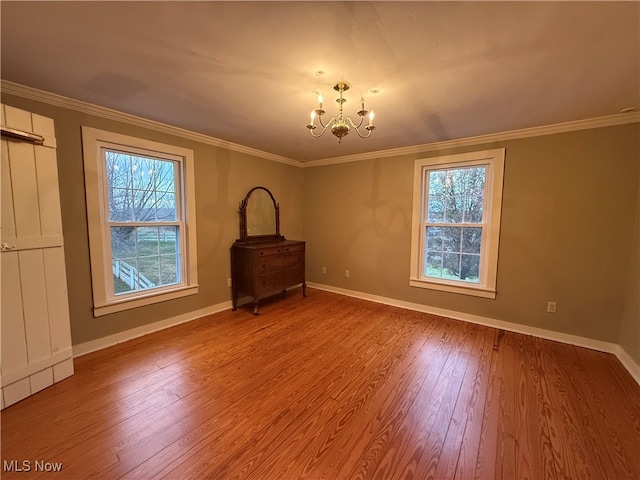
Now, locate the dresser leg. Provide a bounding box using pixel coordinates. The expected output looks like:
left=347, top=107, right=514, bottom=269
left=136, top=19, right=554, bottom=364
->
left=232, top=284, right=238, bottom=311
left=302, top=281, right=307, bottom=297
left=253, top=299, right=260, bottom=315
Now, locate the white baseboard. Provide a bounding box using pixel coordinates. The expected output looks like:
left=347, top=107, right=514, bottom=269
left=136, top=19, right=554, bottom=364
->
left=72, top=284, right=640, bottom=386
left=73, top=300, right=234, bottom=357
left=307, top=282, right=640, bottom=385
left=612, top=344, right=640, bottom=385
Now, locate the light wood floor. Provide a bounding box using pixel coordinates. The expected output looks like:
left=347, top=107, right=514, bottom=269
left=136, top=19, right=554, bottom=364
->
left=2, top=289, right=639, bottom=479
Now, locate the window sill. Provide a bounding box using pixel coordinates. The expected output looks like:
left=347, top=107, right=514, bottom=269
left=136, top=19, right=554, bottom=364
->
left=409, top=278, right=496, bottom=299
left=93, top=284, right=199, bottom=317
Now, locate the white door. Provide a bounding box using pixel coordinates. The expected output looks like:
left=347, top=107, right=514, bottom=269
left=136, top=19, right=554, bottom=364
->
left=1, top=104, right=73, bottom=409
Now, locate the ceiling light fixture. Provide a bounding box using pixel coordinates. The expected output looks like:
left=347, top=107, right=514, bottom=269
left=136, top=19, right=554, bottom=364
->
left=306, top=82, right=375, bottom=143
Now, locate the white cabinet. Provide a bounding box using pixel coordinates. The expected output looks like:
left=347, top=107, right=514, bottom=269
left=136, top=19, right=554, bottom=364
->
left=1, top=104, right=73, bottom=409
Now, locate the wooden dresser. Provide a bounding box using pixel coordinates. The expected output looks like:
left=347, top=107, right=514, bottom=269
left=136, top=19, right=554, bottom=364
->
left=231, top=239, right=306, bottom=314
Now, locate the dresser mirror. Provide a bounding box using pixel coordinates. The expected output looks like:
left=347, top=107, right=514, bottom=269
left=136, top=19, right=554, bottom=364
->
left=238, top=186, right=282, bottom=242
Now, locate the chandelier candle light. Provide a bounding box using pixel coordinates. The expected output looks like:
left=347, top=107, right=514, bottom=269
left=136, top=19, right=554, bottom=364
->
left=307, top=82, right=375, bottom=142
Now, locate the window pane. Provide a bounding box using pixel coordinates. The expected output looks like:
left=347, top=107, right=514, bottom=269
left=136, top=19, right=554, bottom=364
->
left=444, top=196, right=463, bottom=223
left=137, top=227, right=159, bottom=257
left=113, top=259, right=138, bottom=295
left=156, top=192, right=177, bottom=221
left=442, top=227, right=461, bottom=252
left=461, top=227, right=482, bottom=254
left=111, top=227, right=136, bottom=259
left=442, top=252, right=461, bottom=280
left=106, top=151, right=131, bottom=189
left=462, top=196, right=483, bottom=223
left=426, top=226, right=443, bottom=251
left=460, top=254, right=480, bottom=283
left=133, top=189, right=157, bottom=221
left=159, top=226, right=179, bottom=285
left=159, top=226, right=178, bottom=251
left=425, top=252, right=443, bottom=278
left=428, top=171, right=446, bottom=196
left=132, top=156, right=155, bottom=191
left=427, top=197, right=444, bottom=222
left=155, top=160, right=176, bottom=193
left=463, top=166, right=485, bottom=196
left=109, top=187, right=132, bottom=222
left=138, top=256, right=160, bottom=288
left=160, top=254, right=179, bottom=285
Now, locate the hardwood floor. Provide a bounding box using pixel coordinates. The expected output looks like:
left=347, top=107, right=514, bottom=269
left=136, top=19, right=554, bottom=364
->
left=2, top=288, right=639, bottom=479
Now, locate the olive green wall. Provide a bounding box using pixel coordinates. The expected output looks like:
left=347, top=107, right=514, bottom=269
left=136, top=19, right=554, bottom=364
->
left=303, top=124, right=639, bottom=354
left=1, top=93, right=305, bottom=345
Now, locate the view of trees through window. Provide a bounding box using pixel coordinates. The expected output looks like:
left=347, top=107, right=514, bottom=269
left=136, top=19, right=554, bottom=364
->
left=424, top=166, right=485, bottom=283
left=105, top=150, right=181, bottom=295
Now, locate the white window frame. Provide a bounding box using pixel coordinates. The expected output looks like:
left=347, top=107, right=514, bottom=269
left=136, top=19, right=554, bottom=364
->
left=409, top=148, right=505, bottom=299
left=82, top=127, right=198, bottom=316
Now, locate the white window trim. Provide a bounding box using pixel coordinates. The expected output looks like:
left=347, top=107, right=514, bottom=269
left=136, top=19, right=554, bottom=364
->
left=82, top=126, right=198, bottom=316
left=409, top=148, right=505, bottom=299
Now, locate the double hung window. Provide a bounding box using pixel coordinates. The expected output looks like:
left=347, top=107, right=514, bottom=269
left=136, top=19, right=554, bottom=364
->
left=82, top=127, right=198, bottom=316
left=410, top=149, right=505, bottom=298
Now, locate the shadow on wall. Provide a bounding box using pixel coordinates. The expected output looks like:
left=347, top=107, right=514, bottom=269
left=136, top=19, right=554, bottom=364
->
left=334, top=159, right=412, bottom=281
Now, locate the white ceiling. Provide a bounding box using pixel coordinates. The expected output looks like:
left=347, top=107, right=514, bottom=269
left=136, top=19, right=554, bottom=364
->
left=1, top=1, right=638, bottom=162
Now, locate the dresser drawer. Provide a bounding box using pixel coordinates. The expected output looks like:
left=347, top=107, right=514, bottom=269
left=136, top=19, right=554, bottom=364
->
left=256, top=272, right=282, bottom=295
left=283, top=267, right=304, bottom=286
left=283, top=251, right=304, bottom=269
left=257, top=254, right=283, bottom=274
left=281, top=244, right=304, bottom=254
left=256, top=246, right=283, bottom=257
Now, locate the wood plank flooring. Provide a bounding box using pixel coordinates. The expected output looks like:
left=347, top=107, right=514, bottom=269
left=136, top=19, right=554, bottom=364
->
left=2, top=288, right=639, bottom=479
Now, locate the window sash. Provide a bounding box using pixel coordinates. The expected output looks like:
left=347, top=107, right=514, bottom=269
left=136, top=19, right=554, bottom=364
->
left=100, top=148, right=187, bottom=302
left=107, top=222, right=184, bottom=298
left=420, top=163, right=490, bottom=286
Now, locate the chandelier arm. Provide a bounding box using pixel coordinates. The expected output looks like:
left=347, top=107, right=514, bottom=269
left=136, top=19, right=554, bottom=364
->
left=352, top=126, right=373, bottom=139
left=317, top=115, right=329, bottom=129
left=349, top=116, right=365, bottom=129
left=308, top=124, right=329, bottom=138
left=308, top=117, right=338, bottom=137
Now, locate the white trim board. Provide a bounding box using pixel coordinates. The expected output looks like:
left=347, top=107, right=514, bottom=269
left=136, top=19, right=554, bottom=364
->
left=307, top=282, right=640, bottom=386
left=73, top=300, right=234, bottom=358
left=74, top=283, right=640, bottom=385
left=3, top=80, right=638, bottom=168
left=1, top=81, right=298, bottom=167
left=303, top=112, right=640, bottom=166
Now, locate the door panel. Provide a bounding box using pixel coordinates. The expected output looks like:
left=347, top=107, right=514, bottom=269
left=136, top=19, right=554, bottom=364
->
left=1, top=104, right=74, bottom=409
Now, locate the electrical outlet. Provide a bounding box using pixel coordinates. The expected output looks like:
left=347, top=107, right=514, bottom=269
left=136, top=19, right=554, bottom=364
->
left=227, top=278, right=232, bottom=287
left=344, top=269, right=350, bottom=278
left=547, top=301, right=557, bottom=313
left=322, top=266, right=327, bottom=274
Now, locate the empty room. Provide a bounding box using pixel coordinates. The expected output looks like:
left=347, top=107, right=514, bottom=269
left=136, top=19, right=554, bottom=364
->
left=1, top=2, right=639, bottom=479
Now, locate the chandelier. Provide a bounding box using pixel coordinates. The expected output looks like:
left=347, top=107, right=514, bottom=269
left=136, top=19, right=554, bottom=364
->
left=306, top=82, right=375, bottom=143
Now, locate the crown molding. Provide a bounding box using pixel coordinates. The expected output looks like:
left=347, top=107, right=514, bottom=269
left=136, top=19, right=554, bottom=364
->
left=4, top=80, right=637, bottom=169
left=0, top=80, right=301, bottom=167
left=303, top=111, right=640, bottom=167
